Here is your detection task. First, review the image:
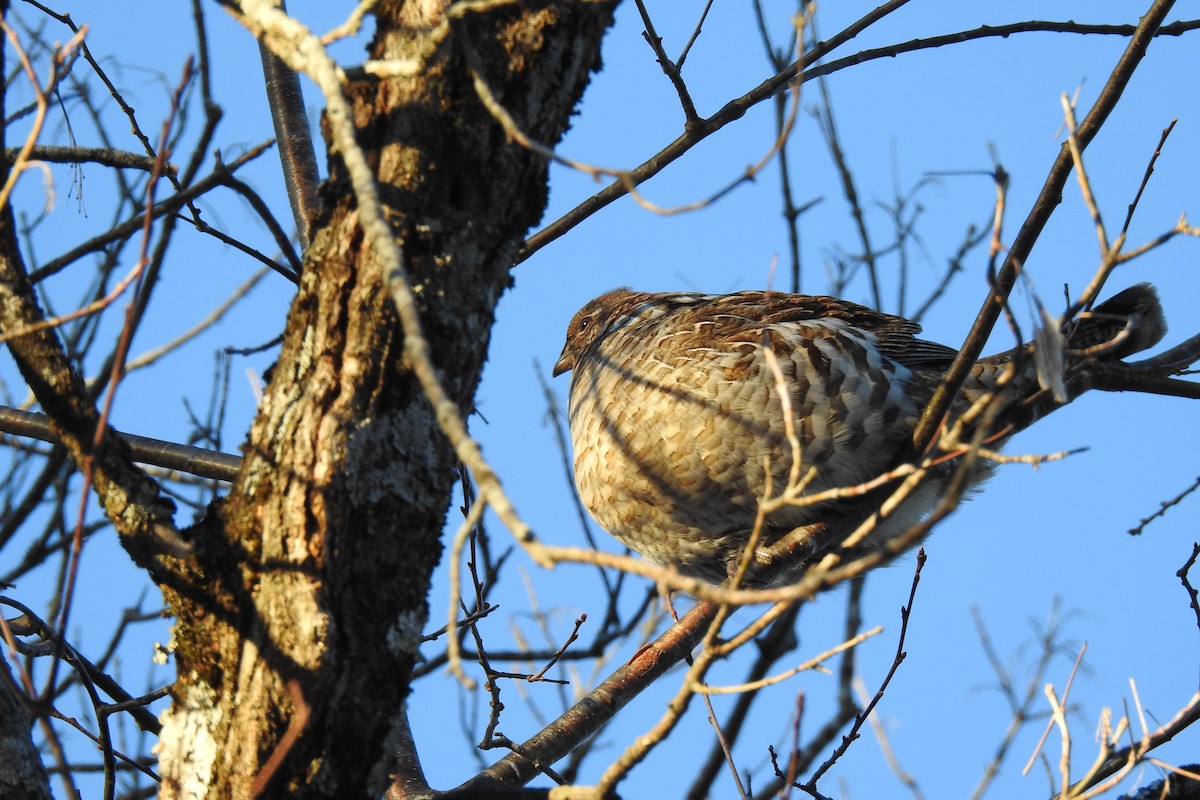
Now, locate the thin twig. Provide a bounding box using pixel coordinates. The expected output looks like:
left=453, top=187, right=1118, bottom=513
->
left=1129, top=475, right=1200, bottom=535
left=912, top=0, right=1177, bottom=451
left=521, top=13, right=1200, bottom=263
left=695, top=626, right=882, bottom=694
left=801, top=550, right=926, bottom=793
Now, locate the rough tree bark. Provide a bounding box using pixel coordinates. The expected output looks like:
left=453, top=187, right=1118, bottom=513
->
left=0, top=2, right=614, bottom=797
left=0, top=660, right=51, bottom=800
left=159, top=3, right=615, bottom=796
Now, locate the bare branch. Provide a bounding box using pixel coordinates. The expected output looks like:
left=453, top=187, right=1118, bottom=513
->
left=912, top=0, right=1178, bottom=451
left=0, top=406, right=240, bottom=482
left=521, top=12, right=1199, bottom=264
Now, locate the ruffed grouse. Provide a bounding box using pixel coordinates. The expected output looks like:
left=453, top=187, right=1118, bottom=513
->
left=553, top=286, right=1166, bottom=584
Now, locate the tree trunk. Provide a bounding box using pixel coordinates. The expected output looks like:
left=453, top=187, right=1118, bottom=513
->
left=0, top=661, right=51, bottom=800
left=154, top=3, right=614, bottom=797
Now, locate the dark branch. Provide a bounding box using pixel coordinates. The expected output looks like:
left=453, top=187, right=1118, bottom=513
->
left=520, top=14, right=1199, bottom=264
left=911, top=0, right=1178, bottom=450
left=0, top=405, right=240, bottom=482
left=257, top=13, right=321, bottom=251
left=3, top=145, right=172, bottom=172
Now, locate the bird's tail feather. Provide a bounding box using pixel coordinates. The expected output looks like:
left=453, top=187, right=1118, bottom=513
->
left=964, top=283, right=1167, bottom=434
left=1065, top=283, right=1167, bottom=360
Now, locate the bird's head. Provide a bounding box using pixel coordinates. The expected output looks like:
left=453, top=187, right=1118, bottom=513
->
left=553, top=289, right=641, bottom=377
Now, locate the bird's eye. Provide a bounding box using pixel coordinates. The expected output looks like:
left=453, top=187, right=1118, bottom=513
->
left=578, top=315, right=593, bottom=332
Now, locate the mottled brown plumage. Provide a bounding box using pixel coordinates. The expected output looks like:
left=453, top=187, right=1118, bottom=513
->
left=554, top=286, right=1166, bottom=584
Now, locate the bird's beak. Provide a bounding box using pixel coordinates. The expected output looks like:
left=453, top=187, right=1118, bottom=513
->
left=552, top=346, right=574, bottom=377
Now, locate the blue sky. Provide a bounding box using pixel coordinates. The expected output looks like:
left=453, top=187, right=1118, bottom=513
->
left=4, top=2, right=1199, bottom=797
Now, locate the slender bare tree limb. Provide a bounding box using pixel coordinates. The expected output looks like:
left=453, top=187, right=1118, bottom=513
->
left=2, top=145, right=171, bottom=172
left=0, top=406, right=240, bottom=482
left=458, top=600, right=721, bottom=791
left=520, top=13, right=1199, bottom=264
left=28, top=142, right=274, bottom=284
left=912, top=0, right=1177, bottom=450
left=256, top=0, right=320, bottom=250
